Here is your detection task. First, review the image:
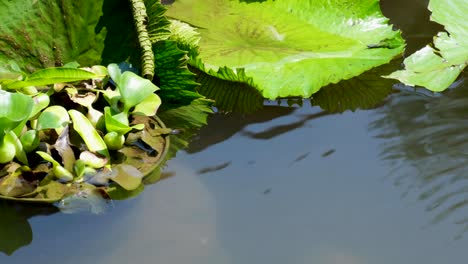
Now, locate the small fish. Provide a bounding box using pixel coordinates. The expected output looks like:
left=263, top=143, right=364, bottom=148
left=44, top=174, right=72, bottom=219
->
left=263, top=188, right=272, bottom=195
left=197, top=161, right=231, bottom=175
left=288, top=152, right=310, bottom=167
left=321, top=149, right=336, bottom=157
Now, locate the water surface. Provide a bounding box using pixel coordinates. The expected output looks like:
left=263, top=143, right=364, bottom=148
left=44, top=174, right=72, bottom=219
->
left=1, top=1, right=467, bottom=263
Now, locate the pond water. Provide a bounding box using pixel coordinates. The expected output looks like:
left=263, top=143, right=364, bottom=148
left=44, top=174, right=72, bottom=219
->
left=1, top=0, right=468, bottom=263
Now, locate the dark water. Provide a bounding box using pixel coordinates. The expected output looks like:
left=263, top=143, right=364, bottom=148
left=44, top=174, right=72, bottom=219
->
left=1, top=1, right=467, bottom=263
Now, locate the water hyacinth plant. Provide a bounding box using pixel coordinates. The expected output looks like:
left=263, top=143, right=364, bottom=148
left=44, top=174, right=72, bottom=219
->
left=0, top=64, right=169, bottom=202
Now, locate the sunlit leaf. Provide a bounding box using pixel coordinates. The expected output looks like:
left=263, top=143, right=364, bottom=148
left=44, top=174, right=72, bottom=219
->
left=132, top=93, right=162, bottom=116
left=167, top=0, right=404, bottom=99
left=68, top=110, right=109, bottom=158
left=117, top=71, right=159, bottom=112
left=0, top=0, right=138, bottom=73
left=36, top=106, right=70, bottom=134
left=386, top=0, right=468, bottom=91
left=5, top=67, right=98, bottom=89
left=0, top=90, right=33, bottom=138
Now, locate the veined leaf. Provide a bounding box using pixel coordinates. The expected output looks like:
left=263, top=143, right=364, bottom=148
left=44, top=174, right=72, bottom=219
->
left=0, top=0, right=138, bottom=73
left=153, top=40, right=201, bottom=108
left=166, top=0, right=405, bottom=99
left=145, top=0, right=172, bottom=43
left=386, top=0, right=468, bottom=91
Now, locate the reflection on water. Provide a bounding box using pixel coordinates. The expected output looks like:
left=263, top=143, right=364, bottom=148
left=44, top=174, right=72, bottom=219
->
left=370, top=74, right=468, bottom=238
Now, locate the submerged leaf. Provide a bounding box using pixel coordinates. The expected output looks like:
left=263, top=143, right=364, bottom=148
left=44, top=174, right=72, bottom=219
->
left=167, top=0, right=404, bottom=99
left=110, top=164, right=144, bottom=191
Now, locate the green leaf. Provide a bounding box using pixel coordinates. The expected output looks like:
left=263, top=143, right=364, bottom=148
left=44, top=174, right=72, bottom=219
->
left=36, top=106, right=70, bottom=133
left=132, top=93, right=162, bottom=116
left=106, top=183, right=144, bottom=200
left=68, top=110, right=110, bottom=158
left=5, top=131, right=28, bottom=165
left=166, top=0, right=405, bottom=99
left=104, top=107, right=132, bottom=135
left=191, top=66, right=263, bottom=113
left=311, top=60, right=399, bottom=113
left=145, top=0, right=172, bottom=43
left=386, top=0, right=468, bottom=91
left=5, top=67, right=98, bottom=89
left=0, top=90, right=33, bottom=138
left=20, top=130, right=40, bottom=153
left=153, top=40, right=202, bottom=108
left=29, top=93, right=50, bottom=118
left=0, top=0, right=138, bottom=73
left=117, top=71, right=159, bottom=112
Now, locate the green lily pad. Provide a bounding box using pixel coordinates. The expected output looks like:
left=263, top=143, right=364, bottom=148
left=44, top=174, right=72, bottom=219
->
left=166, top=0, right=405, bottom=99
left=386, top=0, right=467, bottom=91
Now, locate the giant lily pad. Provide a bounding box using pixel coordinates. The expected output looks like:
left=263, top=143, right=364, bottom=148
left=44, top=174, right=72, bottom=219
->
left=166, top=0, right=405, bottom=99
left=386, top=0, right=467, bottom=91
left=0, top=0, right=137, bottom=73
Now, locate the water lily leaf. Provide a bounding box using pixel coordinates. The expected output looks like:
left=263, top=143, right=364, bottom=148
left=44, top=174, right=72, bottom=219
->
left=5, top=67, right=98, bottom=89
left=386, top=0, right=467, bottom=91
left=68, top=110, right=110, bottom=158
left=36, top=106, right=70, bottom=134
left=311, top=60, right=399, bottom=113
left=132, top=93, right=162, bottom=116
left=166, top=0, right=405, bottom=99
left=0, top=90, right=33, bottom=138
left=0, top=0, right=139, bottom=73
left=118, top=71, right=159, bottom=112
left=153, top=40, right=201, bottom=108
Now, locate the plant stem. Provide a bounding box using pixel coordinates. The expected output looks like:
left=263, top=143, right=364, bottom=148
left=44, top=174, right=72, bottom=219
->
left=129, top=0, right=155, bottom=80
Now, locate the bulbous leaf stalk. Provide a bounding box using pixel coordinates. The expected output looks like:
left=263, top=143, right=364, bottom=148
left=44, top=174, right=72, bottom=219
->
left=129, top=0, right=155, bottom=80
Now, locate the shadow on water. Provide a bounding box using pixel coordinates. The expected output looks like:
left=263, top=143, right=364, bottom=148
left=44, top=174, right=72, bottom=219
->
left=0, top=202, right=58, bottom=255
left=370, top=73, right=468, bottom=239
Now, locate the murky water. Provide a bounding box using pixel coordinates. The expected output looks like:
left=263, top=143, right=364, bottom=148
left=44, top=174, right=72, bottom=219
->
left=1, top=1, right=467, bottom=263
